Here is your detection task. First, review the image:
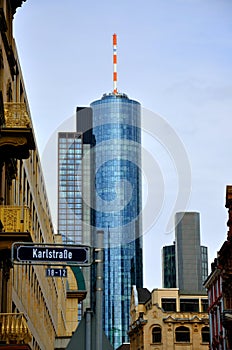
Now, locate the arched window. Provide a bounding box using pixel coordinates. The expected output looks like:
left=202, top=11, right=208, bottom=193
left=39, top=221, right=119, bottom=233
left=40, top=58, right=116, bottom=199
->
left=152, top=326, right=162, bottom=343
left=201, top=326, right=210, bottom=343
left=175, top=326, right=190, bottom=342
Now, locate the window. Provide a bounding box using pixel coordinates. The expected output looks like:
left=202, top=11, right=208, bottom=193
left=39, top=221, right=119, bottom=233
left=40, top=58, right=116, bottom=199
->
left=162, top=298, right=176, bottom=311
left=175, top=326, right=190, bottom=342
left=201, top=246, right=208, bottom=284
left=152, top=326, right=162, bottom=343
left=180, top=298, right=199, bottom=312
left=201, top=299, right=208, bottom=312
left=201, top=326, right=210, bottom=343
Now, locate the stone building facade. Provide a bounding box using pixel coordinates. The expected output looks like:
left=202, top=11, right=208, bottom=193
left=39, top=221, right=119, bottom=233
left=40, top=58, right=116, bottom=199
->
left=0, top=1, right=84, bottom=349
left=129, top=286, right=209, bottom=350
left=204, top=185, right=232, bottom=350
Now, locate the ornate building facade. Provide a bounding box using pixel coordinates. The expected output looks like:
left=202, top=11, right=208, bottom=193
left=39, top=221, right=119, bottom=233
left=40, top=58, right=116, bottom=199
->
left=0, top=1, right=83, bottom=349
left=129, top=286, right=209, bottom=350
left=204, top=185, right=232, bottom=350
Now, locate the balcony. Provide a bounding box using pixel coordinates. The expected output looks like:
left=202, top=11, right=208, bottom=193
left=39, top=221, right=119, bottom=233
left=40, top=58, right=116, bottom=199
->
left=0, top=313, right=32, bottom=347
left=0, top=102, right=35, bottom=160
left=0, top=206, right=32, bottom=251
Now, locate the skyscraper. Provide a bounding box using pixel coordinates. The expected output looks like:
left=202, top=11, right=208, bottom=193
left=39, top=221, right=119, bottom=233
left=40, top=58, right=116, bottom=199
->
left=58, top=107, right=95, bottom=313
left=58, top=98, right=142, bottom=348
left=57, top=34, right=143, bottom=348
left=58, top=131, right=83, bottom=245
left=90, top=91, right=143, bottom=348
left=162, top=244, right=176, bottom=288
left=162, top=212, right=208, bottom=293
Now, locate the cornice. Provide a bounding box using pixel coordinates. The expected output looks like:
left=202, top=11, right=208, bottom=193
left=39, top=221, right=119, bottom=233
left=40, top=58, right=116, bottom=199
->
left=10, top=0, right=27, bottom=16
left=163, top=313, right=209, bottom=324
left=66, top=290, right=87, bottom=301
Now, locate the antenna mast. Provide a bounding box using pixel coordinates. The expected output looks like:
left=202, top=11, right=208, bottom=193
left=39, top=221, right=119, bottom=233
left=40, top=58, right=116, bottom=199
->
left=113, top=33, right=118, bottom=94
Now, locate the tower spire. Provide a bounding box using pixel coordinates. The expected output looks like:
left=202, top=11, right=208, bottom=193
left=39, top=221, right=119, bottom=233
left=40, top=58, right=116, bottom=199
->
left=113, top=33, right=118, bottom=94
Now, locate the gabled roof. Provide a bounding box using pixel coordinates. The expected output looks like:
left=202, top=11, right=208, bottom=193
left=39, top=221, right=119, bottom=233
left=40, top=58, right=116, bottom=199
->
left=137, top=288, right=151, bottom=304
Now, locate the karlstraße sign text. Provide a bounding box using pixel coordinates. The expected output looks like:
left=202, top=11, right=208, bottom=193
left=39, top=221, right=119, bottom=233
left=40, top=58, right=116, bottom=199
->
left=15, top=245, right=90, bottom=265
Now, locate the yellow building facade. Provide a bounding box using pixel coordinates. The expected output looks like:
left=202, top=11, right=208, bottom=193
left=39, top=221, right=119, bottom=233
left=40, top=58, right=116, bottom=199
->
left=129, top=287, right=210, bottom=350
left=0, top=1, right=84, bottom=349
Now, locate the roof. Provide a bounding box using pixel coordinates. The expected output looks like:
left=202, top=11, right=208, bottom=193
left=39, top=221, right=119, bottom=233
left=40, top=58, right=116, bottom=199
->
left=137, top=288, right=151, bottom=304
left=116, top=344, right=130, bottom=350
left=67, top=310, right=114, bottom=350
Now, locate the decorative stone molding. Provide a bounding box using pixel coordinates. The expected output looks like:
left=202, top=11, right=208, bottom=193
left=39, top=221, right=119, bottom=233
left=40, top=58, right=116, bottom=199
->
left=10, top=0, right=27, bottom=16
left=163, top=313, right=209, bottom=324
left=4, top=102, right=31, bottom=128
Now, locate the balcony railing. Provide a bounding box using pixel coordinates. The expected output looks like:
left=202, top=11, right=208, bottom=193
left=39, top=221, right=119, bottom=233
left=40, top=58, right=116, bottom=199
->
left=0, top=206, right=31, bottom=232
left=4, top=102, right=31, bottom=128
left=0, top=206, right=32, bottom=250
left=0, top=102, right=35, bottom=160
left=0, top=313, right=32, bottom=345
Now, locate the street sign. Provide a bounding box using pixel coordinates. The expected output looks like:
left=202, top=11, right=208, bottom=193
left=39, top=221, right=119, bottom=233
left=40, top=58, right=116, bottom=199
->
left=12, top=243, right=91, bottom=266
left=46, top=268, right=67, bottom=277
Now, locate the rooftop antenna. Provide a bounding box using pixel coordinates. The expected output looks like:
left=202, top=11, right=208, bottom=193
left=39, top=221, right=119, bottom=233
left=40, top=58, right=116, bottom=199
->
left=113, top=33, right=118, bottom=94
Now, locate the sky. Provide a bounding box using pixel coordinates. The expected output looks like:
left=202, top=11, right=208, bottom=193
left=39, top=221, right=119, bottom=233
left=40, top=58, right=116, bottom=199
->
left=13, top=0, right=232, bottom=290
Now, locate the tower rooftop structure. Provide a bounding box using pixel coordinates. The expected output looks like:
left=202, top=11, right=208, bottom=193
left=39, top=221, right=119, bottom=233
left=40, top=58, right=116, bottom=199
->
left=102, top=92, right=128, bottom=99
left=91, top=91, right=140, bottom=105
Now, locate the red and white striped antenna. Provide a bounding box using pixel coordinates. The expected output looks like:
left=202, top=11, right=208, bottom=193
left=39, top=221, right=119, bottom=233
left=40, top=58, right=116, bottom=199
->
left=113, top=33, right=118, bottom=94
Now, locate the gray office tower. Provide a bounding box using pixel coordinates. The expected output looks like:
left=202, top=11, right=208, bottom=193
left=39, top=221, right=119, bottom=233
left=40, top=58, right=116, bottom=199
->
left=162, top=212, right=208, bottom=293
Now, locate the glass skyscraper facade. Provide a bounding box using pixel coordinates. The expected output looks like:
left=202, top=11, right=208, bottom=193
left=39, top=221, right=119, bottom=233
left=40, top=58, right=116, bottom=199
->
left=90, top=93, right=143, bottom=348
left=57, top=108, right=95, bottom=316
left=201, top=245, right=208, bottom=286
left=162, top=244, right=176, bottom=288
left=57, top=97, right=143, bottom=348
left=58, top=132, right=83, bottom=245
